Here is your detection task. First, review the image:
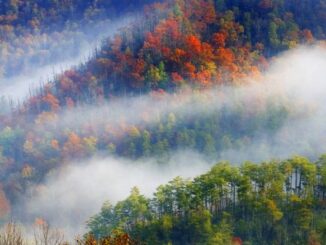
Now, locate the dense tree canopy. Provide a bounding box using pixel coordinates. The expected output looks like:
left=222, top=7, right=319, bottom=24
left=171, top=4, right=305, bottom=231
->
left=87, top=155, right=326, bottom=244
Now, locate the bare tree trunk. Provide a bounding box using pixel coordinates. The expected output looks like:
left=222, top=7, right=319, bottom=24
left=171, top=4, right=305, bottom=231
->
left=34, top=222, right=66, bottom=245
left=0, top=222, right=25, bottom=245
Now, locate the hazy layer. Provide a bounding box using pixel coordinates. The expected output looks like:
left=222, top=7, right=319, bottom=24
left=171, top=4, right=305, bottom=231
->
left=0, top=17, right=133, bottom=101
left=17, top=151, right=210, bottom=238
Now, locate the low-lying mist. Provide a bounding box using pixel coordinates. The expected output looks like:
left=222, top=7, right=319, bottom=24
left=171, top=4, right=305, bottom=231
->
left=10, top=44, right=326, bottom=238
left=219, top=44, right=326, bottom=162
left=37, top=45, right=326, bottom=161
left=16, top=151, right=210, bottom=238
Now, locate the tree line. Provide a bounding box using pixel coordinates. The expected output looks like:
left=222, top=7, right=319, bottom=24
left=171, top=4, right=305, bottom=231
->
left=87, top=154, right=326, bottom=244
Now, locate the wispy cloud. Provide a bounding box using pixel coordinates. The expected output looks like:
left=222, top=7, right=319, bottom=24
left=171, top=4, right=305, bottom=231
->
left=0, top=17, right=133, bottom=101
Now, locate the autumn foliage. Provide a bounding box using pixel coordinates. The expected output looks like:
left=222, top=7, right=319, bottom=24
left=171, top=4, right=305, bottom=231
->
left=0, top=1, right=324, bottom=243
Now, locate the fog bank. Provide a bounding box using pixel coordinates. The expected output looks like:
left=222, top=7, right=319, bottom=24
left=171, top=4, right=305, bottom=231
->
left=16, top=151, right=210, bottom=238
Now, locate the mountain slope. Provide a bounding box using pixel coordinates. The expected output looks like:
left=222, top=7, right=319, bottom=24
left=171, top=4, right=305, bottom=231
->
left=0, top=0, right=156, bottom=79
left=0, top=0, right=325, bottom=226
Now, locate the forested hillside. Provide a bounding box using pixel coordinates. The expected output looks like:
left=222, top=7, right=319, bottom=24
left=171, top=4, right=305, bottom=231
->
left=0, top=0, right=325, bottom=243
left=87, top=155, right=326, bottom=244
left=0, top=0, right=325, bottom=213
left=19, top=0, right=325, bottom=100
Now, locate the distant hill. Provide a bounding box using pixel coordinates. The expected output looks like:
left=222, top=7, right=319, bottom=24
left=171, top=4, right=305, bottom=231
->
left=0, top=0, right=156, bottom=79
